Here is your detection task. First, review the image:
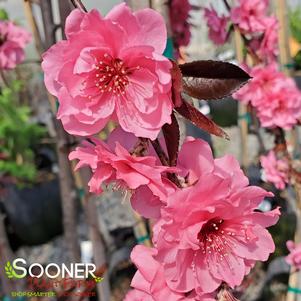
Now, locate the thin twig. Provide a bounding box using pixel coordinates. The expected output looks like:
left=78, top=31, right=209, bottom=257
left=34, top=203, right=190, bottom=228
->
left=222, top=0, right=231, bottom=11
left=70, top=0, right=88, bottom=12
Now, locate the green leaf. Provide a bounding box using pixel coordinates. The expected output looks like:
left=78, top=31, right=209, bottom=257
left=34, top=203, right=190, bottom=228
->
left=289, top=8, right=301, bottom=43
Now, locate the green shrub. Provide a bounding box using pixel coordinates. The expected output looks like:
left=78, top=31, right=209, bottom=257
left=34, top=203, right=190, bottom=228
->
left=0, top=81, right=46, bottom=183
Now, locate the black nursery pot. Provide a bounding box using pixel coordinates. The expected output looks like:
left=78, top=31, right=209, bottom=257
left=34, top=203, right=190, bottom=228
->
left=1, top=178, right=63, bottom=250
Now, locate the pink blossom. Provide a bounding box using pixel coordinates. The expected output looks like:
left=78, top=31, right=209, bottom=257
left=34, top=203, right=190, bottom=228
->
left=204, top=7, right=229, bottom=45
left=260, top=151, right=289, bottom=190
left=249, top=17, right=279, bottom=63
left=103, top=126, right=177, bottom=219
left=131, top=136, right=231, bottom=219
left=69, top=137, right=171, bottom=197
left=286, top=241, right=301, bottom=270
left=129, top=245, right=215, bottom=301
left=230, top=0, right=269, bottom=34
left=234, top=64, right=301, bottom=129
left=176, top=137, right=248, bottom=189
left=169, top=0, right=191, bottom=49
left=132, top=136, right=246, bottom=219
left=42, top=4, right=173, bottom=140
left=0, top=21, right=31, bottom=69
left=153, top=138, right=280, bottom=294
left=131, top=179, right=177, bottom=219
left=130, top=245, right=188, bottom=300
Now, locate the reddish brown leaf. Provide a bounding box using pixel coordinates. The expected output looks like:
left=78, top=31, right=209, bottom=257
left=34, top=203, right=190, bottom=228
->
left=162, top=113, right=180, bottom=166
left=170, top=60, right=183, bottom=107
left=175, top=100, right=229, bottom=140
left=179, top=60, right=251, bottom=100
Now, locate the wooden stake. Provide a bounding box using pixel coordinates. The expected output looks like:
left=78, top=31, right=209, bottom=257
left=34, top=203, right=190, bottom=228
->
left=23, top=1, right=44, bottom=54
left=234, top=30, right=249, bottom=169
left=276, top=0, right=291, bottom=75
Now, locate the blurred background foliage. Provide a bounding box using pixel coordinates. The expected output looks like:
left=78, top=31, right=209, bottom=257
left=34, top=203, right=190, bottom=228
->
left=289, top=7, right=301, bottom=70
left=0, top=81, right=46, bottom=183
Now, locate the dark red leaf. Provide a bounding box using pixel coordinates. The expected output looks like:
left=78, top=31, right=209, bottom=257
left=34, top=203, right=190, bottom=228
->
left=170, top=60, right=183, bottom=107
left=162, top=113, right=180, bottom=166
left=175, top=100, right=229, bottom=140
left=179, top=60, right=251, bottom=100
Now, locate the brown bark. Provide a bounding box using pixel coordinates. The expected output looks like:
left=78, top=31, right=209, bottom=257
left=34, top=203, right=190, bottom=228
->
left=56, top=124, right=81, bottom=263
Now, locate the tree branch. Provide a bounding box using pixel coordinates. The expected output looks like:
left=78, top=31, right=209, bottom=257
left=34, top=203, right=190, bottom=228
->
left=150, top=139, right=169, bottom=166
left=70, top=0, right=88, bottom=12
left=150, top=139, right=182, bottom=188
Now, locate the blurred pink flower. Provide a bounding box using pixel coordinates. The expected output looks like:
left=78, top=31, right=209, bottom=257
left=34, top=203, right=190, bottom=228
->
left=153, top=138, right=280, bottom=294
left=42, top=4, right=172, bottom=140
left=260, top=150, right=289, bottom=190
left=129, top=245, right=215, bottom=300
left=69, top=137, right=171, bottom=197
left=0, top=21, right=31, bottom=69
left=286, top=241, right=301, bottom=270
left=257, top=17, right=279, bottom=62
left=234, top=64, right=301, bottom=129
left=204, top=7, right=229, bottom=45
left=230, top=0, right=269, bottom=33
left=249, top=17, right=279, bottom=63
left=169, top=0, right=191, bottom=50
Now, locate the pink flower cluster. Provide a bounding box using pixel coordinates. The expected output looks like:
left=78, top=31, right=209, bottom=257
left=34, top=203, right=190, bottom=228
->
left=286, top=241, right=301, bottom=270
left=230, top=0, right=269, bottom=34
left=42, top=4, right=280, bottom=300
left=42, top=3, right=173, bottom=140
left=204, top=7, right=229, bottom=45
left=0, top=20, right=31, bottom=70
left=260, top=150, right=289, bottom=190
left=204, top=0, right=290, bottom=137
left=169, top=0, right=192, bottom=54
left=69, top=129, right=279, bottom=299
left=204, top=0, right=278, bottom=63
left=234, top=64, right=301, bottom=129
left=69, top=128, right=175, bottom=205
